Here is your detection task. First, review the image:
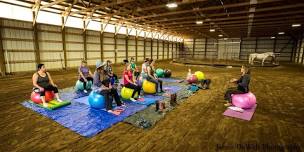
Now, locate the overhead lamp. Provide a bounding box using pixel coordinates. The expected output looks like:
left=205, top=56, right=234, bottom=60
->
left=224, top=38, right=228, bottom=40
left=278, top=32, right=285, bottom=35
left=166, top=2, right=178, bottom=8
left=209, top=29, right=215, bottom=32
left=196, top=21, right=203, bottom=24
left=271, top=36, right=275, bottom=39
left=292, top=24, right=301, bottom=27
left=218, top=34, right=223, bottom=37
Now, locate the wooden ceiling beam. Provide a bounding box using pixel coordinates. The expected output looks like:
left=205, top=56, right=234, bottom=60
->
left=40, top=0, right=66, bottom=9
left=126, top=0, right=283, bottom=21
left=69, top=0, right=135, bottom=15
left=143, top=3, right=304, bottom=24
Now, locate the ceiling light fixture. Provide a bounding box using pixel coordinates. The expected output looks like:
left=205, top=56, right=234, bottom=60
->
left=278, top=32, right=285, bottom=35
left=166, top=2, right=178, bottom=8
left=292, top=24, right=301, bottom=27
left=218, top=34, right=223, bottom=37
left=271, top=36, right=275, bottom=39
left=196, top=21, right=203, bottom=24
left=209, top=29, right=215, bottom=32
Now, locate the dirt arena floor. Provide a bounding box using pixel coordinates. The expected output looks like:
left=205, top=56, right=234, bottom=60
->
left=0, top=60, right=303, bottom=152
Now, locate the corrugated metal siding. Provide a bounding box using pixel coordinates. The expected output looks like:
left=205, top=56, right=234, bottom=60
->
left=65, top=27, right=84, bottom=68
left=218, top=38, right=240, bottom=60
left=206, top=38, right=217, bottom=59
left=103, top=33, right=115, bottom=63
left=128, top=36, right=136, bottom=60
left=137, top=38, right=144, bottom=61
left=37, top=24, right=63, bottom=69
left=116, top=34, right=126, bottom=62
left=86, top=30, right=101, bottom=66
left=2, top=19, right=36, bottom=72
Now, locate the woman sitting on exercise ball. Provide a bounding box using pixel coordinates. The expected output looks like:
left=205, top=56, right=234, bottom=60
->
left=32, top=64, right=63, bottom=107
left=147, top=59, right=164, bottom=94
left=93, top=61, right=123, bottom=115
left=224, top=65, right=251, bottom=106
left=123, top=60, right=142, bottom=102
left=78, top=60, right=93, bottom=93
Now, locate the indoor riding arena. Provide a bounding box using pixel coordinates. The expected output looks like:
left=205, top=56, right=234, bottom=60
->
left=1, top=0, right=304, bottom=152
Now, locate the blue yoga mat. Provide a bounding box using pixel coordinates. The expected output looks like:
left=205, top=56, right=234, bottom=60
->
left=159, top=78, right=182, bottom=83
left=163, top=85, right=182, bottom=94
left=21, top=101, right=146, bottom=137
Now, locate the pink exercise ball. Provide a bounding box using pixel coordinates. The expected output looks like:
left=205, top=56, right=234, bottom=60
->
left=31, top=91, right=55, bottom=104
left=187, top=74, right=198, bottom=84
left=232, top=92, right=256, bottom=109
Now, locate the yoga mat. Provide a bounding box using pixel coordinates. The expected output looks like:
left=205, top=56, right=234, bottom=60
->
left=21, top=101, right=146, bottom=137
left=223, top=104, right=257, bottom=121
left=159, top=78, right=182, bottom=83
left=163, top=85, right=182, bottom=94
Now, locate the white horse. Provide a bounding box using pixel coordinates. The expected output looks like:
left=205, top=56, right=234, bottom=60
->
left=249, top=52, right=277, bottom=66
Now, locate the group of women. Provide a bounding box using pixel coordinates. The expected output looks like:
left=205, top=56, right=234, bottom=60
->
left=32, top=59, right=251, bottom=113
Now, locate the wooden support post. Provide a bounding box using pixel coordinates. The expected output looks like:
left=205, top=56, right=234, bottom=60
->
left=83, top=21, right=87, bottom=60
left=162, top=41, right=165, bottom=60
left=192, top=38, right=195, bottom=58
left=255, top=37, right=258, bottom=53
left=290, top=40, right=296, bottom=62
left=204, top=38, right=208, bottom=59
left=239, top=37, right=242, bottom=60
left=157, top=39, right=159, bottom=59
left=100, top=25, right=104, bottom=61
left=273, top=37, right=277, bottom=53
left=297, top=35, right=303, bottom=63
left=299, top=34, right=304, bottom=63
left=143, top=33, right=146, bottom=59
left=135, top=31, right=138, bottom=62
left=114, top=27, right=117, bottom=64
left=171, top=42, right=173, bottom=59
left=61, top=17, right=67, bottom=69
left=175, top=43, right=178, bottom=60
left=166, top=41, right=169, bottom=59
left=151, top=39, right=153, bottom=59
left=126, top=29, right=129, bottom=60
left=0, top=20, right=6, bottom=76
left=33, top=12, right=40, bottom=65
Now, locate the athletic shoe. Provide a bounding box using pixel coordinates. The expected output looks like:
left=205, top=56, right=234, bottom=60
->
left=130, top=98, right=137, bottom=102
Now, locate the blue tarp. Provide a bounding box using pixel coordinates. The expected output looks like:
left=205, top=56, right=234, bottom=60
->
left=21, top=101, right=146, bottom=137
left=21, top=82, right=182, bottom=137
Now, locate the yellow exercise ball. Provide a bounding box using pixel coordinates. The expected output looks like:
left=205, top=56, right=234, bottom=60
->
left=121, top=87, right=138, bottom=99
left=194, top=71, right=205, bottom=81
left=143, top=80, right=156, bottom=94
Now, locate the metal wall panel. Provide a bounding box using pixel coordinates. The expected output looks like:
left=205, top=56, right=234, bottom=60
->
left=2, top=19, right=36, bottom=72
left=65, top=27, right=84, bottom=67
left=86, top=30, right=101, bottom=66
left=37, top=24, right=63, bottom=69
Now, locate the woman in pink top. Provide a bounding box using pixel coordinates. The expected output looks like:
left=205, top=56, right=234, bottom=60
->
left=123, top=61, right=141, bottom=102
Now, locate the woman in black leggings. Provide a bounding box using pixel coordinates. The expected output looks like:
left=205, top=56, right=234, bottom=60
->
left=146, top=59, right=164, bottom=93
left=224, top=65, right=251, bottom=106
left=32, top=64, right=63, bottom=107
left=123, top=61, right=141, bottom=101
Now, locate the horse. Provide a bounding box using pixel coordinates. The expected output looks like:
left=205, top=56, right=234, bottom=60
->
left=248, top=52, right=277, bottom=66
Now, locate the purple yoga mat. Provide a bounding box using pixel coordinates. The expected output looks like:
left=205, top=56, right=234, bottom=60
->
left=223, top=104, right=257, bottom=121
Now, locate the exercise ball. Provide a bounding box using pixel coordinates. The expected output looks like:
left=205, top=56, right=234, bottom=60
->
left=143, top=80, right=156, bottom=94
left=194, top=71, right=205, bottom=81
left=88, top=91, right=106, bottom=109
left=155, top=68, right=164, bottom=78
left=121, top=87, right=138, bottom=99
left=164, top=69, right=172, bottom=78
left=31, top=91, right=55, bottom=104
left=232, top=92, right=256, bottom=109
left=75, top=80, right=92, bottom=91
left=187, top=74, right=198, bottom=84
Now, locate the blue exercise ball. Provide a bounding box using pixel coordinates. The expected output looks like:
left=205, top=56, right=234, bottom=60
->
left=88, top=91, right=106, bottom=109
